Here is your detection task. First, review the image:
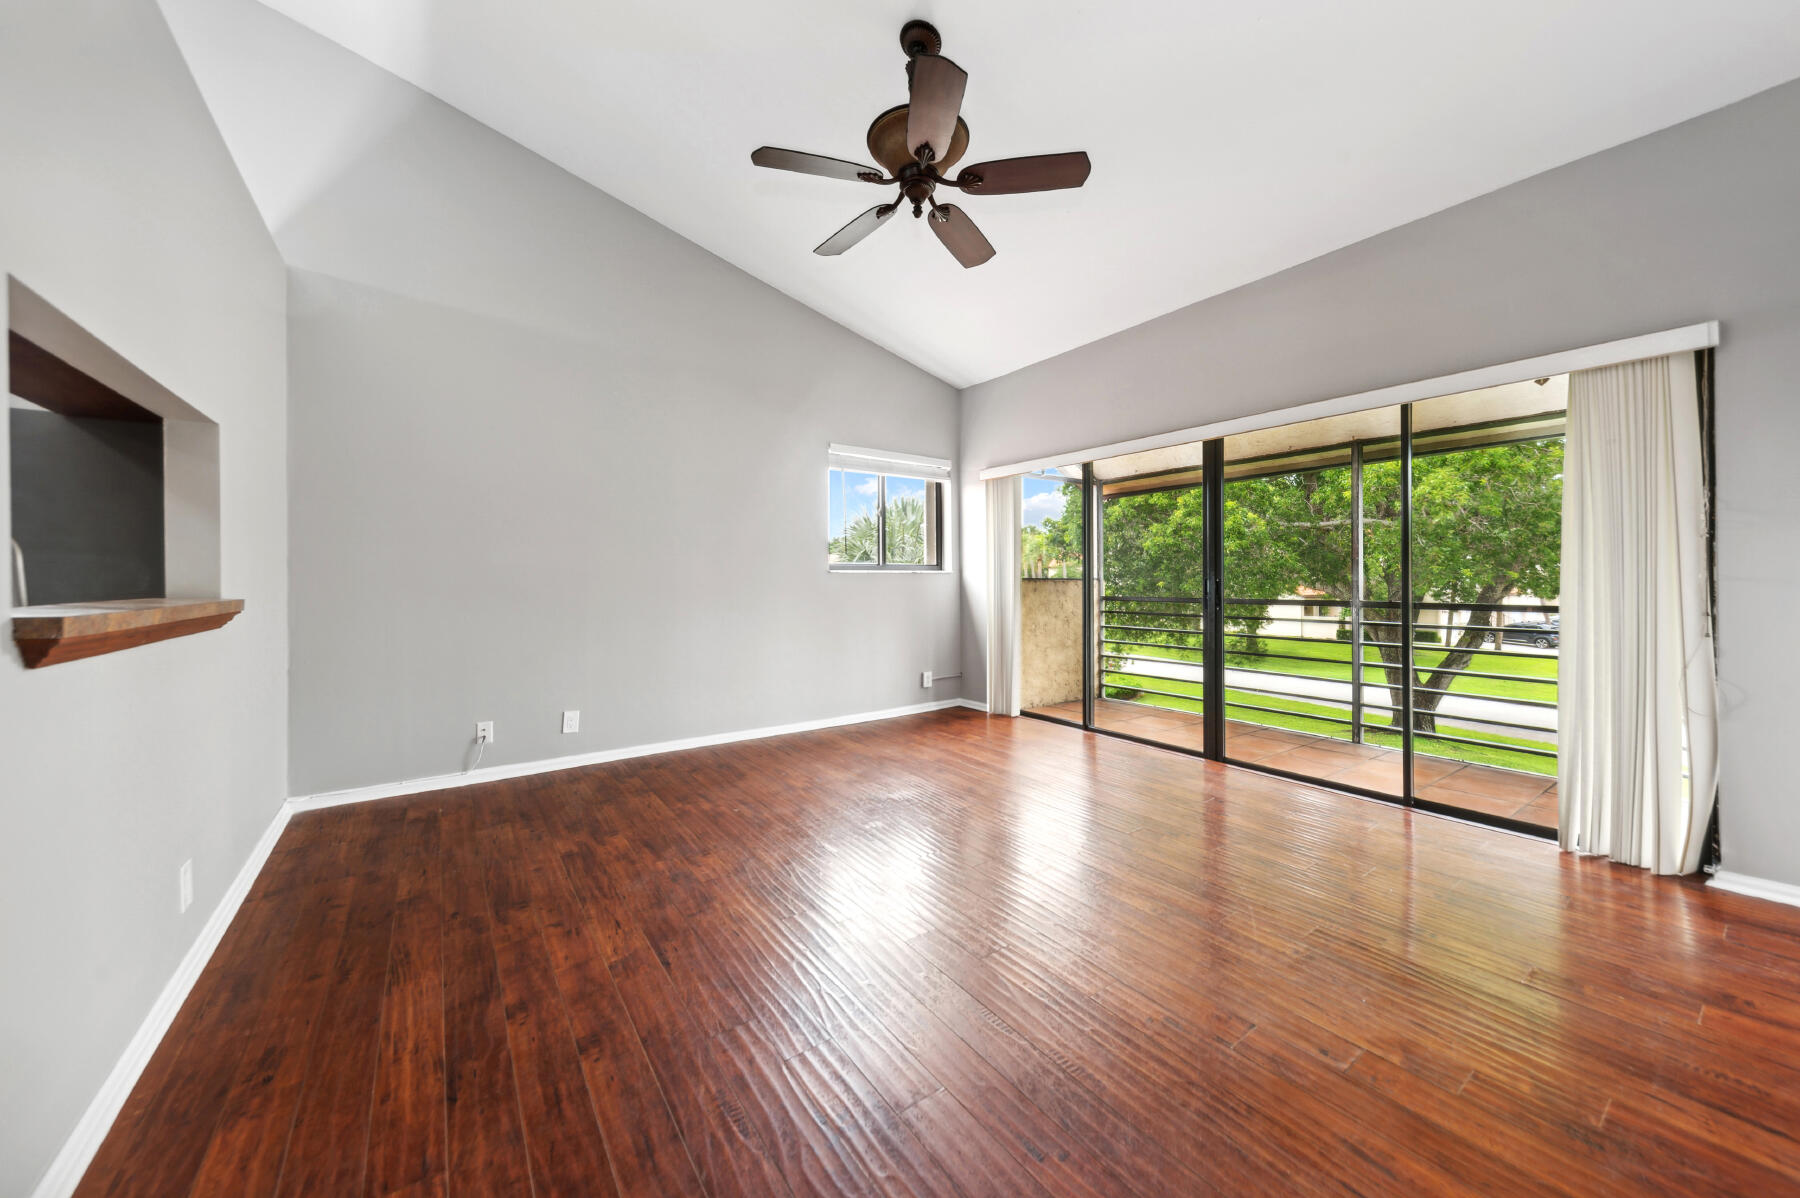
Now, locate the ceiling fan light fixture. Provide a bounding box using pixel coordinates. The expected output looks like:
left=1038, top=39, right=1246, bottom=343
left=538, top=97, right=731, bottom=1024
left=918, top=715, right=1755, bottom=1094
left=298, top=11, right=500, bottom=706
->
left=748, top=20, right=1091, bottom=269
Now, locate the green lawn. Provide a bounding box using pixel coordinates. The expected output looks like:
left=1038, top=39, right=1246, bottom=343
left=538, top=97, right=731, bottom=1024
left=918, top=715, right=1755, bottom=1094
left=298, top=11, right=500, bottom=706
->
left=1101, top=664, right=1556, bottom=777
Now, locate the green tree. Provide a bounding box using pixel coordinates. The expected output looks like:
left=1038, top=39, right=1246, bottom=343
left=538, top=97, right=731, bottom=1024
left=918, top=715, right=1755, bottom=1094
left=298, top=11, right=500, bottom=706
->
left=885, top=495, right=926, bottom=564
left=1031, top=481, right=1085, bottom=573
left=1020, top=526, right=1055, bottom=577
left=1097, top=438, right=1563, bottom=732
left=830, top=512, right=879, bottom=563
left=830, top=495, right=927, bottom=564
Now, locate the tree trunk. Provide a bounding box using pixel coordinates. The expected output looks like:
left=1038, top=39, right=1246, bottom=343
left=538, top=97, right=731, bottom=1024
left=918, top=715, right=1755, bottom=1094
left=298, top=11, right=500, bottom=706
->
left=1368, top=617, right=1407, bottom=731
left=1360, top=581, right=1511, bottom=735
left=1410, top=583, right=1512, bottom=733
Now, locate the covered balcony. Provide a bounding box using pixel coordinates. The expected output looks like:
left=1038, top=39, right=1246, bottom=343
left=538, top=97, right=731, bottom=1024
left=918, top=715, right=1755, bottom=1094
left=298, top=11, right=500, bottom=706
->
left=1025, top=591, right=1560, bottom=833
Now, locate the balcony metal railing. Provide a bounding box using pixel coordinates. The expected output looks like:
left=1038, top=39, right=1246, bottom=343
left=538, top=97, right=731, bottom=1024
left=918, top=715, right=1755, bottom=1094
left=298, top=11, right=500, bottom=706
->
left=1098, top=593, right=1559, bottom=769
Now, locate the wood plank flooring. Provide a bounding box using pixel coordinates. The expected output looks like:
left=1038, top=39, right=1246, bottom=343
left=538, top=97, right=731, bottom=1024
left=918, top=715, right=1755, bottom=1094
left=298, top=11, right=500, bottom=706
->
left=75, top=709, right=1800, bottom=1196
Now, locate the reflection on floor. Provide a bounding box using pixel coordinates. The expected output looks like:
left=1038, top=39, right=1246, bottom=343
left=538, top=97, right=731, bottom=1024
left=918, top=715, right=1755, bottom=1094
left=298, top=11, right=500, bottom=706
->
left=1026, top=697, right=1558, bottom=831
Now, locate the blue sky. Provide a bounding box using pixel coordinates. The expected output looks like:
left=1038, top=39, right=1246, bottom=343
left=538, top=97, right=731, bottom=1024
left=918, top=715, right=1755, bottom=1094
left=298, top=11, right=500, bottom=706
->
left=830, top=470, right=927, bottom=540
left=831, top=469, right=1062, bottom=540
left=828, top=469, right=878, bottom=541
left=1022, top=475, right=1071, bottom=529
left=885, top=475, right=926, bottom=507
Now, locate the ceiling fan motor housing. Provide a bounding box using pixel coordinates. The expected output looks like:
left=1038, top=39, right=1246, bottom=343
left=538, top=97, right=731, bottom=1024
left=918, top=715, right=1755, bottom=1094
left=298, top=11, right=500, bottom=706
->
left=866, top=106, right=970, bottom=177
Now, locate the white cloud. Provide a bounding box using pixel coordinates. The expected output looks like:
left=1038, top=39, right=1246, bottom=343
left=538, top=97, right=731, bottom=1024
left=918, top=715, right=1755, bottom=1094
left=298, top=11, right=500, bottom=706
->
left=1022, top=489, right=1067, bottom=527
left=855, top=477, right=879, bottom=496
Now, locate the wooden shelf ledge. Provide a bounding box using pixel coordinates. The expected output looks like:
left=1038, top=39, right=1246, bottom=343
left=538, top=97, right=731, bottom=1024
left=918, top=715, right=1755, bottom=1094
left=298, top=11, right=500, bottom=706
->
left=12, top=598, right=244, bottom=668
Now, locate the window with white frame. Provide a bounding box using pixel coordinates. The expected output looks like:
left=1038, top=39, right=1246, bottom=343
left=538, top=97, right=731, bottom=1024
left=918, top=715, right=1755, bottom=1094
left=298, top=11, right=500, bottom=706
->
left=827, top=445, right=950, bottom=570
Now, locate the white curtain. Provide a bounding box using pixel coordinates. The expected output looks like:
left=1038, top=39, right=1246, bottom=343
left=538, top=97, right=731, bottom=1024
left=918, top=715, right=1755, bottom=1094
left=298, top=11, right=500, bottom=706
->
left=985, top=475, right=1023, bottom=716
left=1560, top=352, right=1717, bottom=874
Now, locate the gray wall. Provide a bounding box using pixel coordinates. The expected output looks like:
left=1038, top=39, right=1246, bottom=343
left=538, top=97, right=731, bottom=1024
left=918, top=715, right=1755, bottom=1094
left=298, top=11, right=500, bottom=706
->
left=161, top=0, right=962, bottom=797
left=0, top=0, right=288, bottom=1193
left=960, top=77, right=1800, bottom=888
left=8, top=409, right=165, bottom=605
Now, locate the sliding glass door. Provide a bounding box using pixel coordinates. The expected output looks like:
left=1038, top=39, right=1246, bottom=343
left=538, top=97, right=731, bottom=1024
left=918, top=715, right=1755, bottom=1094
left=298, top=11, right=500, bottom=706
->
left=1018, top=377, right=1569, bottom=837
left=1405, top=384, right=1565, bottom=829
left=1219, top=406, right=1406, bottom=796
left=1092, top=473, right=1207, bottom=751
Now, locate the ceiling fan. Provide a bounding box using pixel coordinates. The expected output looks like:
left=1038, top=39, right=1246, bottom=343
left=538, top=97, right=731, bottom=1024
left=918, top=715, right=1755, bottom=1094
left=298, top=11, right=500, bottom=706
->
left=750, top=20, right=1092, bottom=268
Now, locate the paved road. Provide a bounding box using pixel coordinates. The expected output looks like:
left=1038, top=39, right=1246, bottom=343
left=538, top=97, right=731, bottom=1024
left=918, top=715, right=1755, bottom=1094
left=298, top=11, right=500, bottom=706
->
left=1114, top=656, right=1559, bottom=746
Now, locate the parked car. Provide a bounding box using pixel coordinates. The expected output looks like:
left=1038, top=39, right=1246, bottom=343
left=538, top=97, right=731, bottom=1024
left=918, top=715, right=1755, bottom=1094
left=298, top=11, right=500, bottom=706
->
left=1487, top=619, right=1559, bottom=649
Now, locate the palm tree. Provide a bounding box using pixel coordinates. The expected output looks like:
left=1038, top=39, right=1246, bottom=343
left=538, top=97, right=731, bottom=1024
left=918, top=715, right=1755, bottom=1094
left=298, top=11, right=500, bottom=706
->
left=830, top=512, right=880, bottom=563
left=829, top=495, right=927, bottom=565
left=884, top=495, right=926, bottom=563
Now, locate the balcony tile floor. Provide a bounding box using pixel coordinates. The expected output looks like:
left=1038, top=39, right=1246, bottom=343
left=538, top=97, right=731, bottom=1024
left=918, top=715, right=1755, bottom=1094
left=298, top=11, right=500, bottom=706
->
left=1027, top=697, right=1558, bottom=831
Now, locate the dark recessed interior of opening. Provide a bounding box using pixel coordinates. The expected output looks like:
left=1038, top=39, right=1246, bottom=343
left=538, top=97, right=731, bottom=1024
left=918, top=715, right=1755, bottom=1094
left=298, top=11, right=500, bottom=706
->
left=9, top=332, right=165, bottom=606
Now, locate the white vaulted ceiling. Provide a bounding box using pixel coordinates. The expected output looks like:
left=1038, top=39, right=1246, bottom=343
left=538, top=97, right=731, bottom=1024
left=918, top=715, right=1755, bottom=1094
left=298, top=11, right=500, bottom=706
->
left=247, top=0, right=1800, bottom=386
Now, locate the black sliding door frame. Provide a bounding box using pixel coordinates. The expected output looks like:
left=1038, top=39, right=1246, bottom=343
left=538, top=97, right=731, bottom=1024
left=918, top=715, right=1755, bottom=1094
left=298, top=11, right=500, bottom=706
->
left=1081, top=462, right=1098, bottom=729
left=1020, top=400, right=1559, bottom=841
left=1201, top=439, right=1226, bottom=753
left=1400, top=404, right=1416, bottom=800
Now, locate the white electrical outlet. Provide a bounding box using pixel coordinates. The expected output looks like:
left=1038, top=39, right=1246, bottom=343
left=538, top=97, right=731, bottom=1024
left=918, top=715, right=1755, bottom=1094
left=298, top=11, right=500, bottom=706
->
left=562, top=710, right=580, bottom=734
left=475, top=720, right=494, bottom=743
left=179, top=859, right=193, bottom=914
left=921, top=670, right=933, bottom=689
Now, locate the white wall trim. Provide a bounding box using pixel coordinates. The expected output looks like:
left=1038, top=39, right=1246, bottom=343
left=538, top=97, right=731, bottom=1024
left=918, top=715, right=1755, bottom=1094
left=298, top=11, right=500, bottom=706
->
left=29, top=802, right=293, bottom=1198
left=289, top=697, right=987, bottom=812
left=979, top=321, right=1720, bottom=480
left=1709, top=870, right=1800, bottom=910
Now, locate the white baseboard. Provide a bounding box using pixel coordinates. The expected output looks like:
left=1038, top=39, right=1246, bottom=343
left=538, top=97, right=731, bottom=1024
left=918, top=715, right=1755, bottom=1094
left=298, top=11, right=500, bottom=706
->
left=30, top=802, right=293, bottom=1198
left=290, top=697, right=986, bottom=812
left=1709, top=870, right=1800, bottom=910
left=34, top=694, right=988, bottom=1197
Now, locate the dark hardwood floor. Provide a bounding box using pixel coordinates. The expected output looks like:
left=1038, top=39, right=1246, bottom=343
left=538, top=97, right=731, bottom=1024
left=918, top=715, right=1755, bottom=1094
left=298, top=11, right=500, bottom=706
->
left=1034, top=699, right=1561, bottom=829
left=76, top=709, right=1800, bottom=1196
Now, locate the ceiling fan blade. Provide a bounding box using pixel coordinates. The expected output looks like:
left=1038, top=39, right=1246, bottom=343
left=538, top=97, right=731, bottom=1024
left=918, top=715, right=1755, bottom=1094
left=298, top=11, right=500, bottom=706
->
left=928, top=204, right=995, bottom=268
left=752, top=146, right=883, bottom=182
left=814, top=203, right=898, bottom=256
left=956, top=151, right=1092, bottom=195
left=905, top=55, right=967, bottom=164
